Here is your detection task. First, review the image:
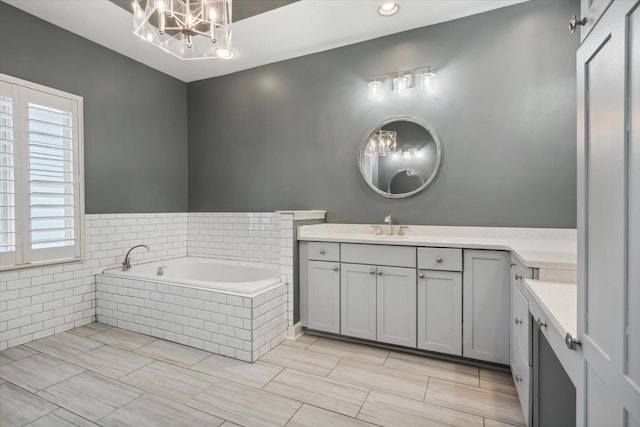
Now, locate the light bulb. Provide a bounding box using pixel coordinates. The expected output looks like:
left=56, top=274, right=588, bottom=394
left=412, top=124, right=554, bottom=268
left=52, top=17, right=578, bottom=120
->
left=416, top=149, right=425, bottom=159
left=215, top=48, right=234, bottom=59
left=420, top=68, right=436, bottom=93
left=368, top=80, right=382, bottom=101
left=393, top=75, right=408, bottom=95
left=378, top=2, right=399, bottom=16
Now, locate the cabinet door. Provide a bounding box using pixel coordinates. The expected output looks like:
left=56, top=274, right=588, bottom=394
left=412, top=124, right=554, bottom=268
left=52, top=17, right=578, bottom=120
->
left=307, top=260, right=340, bottom=333
left=341, top=263, right=377, bottom=340
left=579, top=0, right=612, bottom=42
left=376, top=266, right=417, bottom=347
left=577, top=1, right=640, bottom=425
left=463, top=250, right=510, bottom=364
left=417, top=270, right=462, bottom=356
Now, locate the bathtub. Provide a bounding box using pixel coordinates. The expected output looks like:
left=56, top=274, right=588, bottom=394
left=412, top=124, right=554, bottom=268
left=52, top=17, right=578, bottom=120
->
left=96, top=257, right=288, bottom=362
left=103, top=257, right=281, bottom=295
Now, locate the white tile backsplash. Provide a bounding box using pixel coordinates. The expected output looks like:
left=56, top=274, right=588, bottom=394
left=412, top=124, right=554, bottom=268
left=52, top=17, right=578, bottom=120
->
left=1, top=211, right=299, bottom=351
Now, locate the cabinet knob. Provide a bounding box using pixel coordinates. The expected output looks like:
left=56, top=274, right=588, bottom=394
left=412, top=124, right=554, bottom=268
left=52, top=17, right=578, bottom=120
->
left=514, top=374, right=522, bottom=383
left=435, top=256, right=443, bottom=263
left=333, top=266, right=339, bottom=272
left=514, top=318, right=522, bottom=325
left=419, top=273, right=425, bottom=279
left=377, top=270, right=383, bottom=276
left=569, top=14, right=587, bottom=34
left=514, top=273, right=522, bottom=280
left=565, top=332, right=581, bottom=350
left=537, top=318, right=547, bottom=329
left=319, top=249, right=326, bottom=254
left=369, top=269, right=376, bottom=275
left=510, top=262, right=516, bottom=268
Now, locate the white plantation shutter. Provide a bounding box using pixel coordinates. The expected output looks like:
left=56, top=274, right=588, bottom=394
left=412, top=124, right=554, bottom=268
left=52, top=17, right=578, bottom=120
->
left=0, top=81, right=19, bottom=267
left=0, top=74, right=83, bottom=269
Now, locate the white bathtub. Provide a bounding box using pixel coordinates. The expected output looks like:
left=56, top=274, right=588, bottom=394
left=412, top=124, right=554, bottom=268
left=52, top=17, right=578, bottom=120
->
left=103, top=257, right=281, bottom=295
left=97, top=256, right=288, bottom=362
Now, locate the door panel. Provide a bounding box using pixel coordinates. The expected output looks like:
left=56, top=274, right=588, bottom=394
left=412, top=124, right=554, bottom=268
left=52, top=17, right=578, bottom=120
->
left=376, top=266, right=416, bottom=347
left=307, top=260, right=340, bottom=333
left=341, top=263, right=377, bottom=340
left=417, top=270, right=462, bottom=355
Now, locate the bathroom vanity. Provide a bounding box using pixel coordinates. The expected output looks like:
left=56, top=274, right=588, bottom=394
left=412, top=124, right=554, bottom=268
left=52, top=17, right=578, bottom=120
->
left=297, top=223, right=579, bottom=426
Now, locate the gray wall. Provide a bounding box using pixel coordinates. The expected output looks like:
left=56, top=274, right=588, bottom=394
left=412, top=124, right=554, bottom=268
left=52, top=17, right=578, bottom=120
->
left=0, top=3, right=188, bottom=214
left=188, top=0, right=579, bottom=228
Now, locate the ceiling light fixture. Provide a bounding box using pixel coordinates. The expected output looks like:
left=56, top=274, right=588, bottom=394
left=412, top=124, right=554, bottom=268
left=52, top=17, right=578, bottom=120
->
left=366, top=130, right=397, bottom=157
left=133, top=0, right=232, bottom=60
left=378, top=2, right=399, bottom=16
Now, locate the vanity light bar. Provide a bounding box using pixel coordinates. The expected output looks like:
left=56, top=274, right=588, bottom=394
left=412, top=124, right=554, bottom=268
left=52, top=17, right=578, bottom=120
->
left=368, top=66, right=436, bottom=100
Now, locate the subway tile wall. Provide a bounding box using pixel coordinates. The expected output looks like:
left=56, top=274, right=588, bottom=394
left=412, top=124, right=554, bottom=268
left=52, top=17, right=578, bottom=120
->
left=1, top=212, right=297, bottom=350
left=0, top=213, right=188, bottom=350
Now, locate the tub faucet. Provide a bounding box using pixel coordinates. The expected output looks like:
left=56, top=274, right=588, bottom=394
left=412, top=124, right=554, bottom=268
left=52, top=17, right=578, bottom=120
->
left=384, top=215, right=393, bottom=235
left=122, top=244, right=149, bottom=271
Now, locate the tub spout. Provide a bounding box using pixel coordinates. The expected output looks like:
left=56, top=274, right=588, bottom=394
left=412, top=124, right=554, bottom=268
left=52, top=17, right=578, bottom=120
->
left=122, top=244, right=149, bottom=271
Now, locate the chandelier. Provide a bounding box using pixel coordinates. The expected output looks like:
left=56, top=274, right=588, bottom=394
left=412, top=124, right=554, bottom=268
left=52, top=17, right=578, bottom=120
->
left=133, top=0, right=232, bottom=60
left=366, top=130, right=397, bottom=157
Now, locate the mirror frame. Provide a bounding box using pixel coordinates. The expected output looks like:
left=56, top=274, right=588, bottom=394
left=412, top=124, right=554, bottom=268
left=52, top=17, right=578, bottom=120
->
left=357, top=116, right=442, bottom=199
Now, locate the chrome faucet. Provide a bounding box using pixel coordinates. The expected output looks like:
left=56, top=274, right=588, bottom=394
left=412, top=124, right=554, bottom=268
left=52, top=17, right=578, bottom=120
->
left=384, top=215, right=393, bottom=235
left=122, top=244, right=149, bottom=271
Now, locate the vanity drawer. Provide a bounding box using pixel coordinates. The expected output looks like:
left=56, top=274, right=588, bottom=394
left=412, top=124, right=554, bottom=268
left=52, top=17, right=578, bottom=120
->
left=418, top=247, right=462, bottom=271
left=308, top=242, right=340, bottom=262
left=341, top=244, right=416, bottom=268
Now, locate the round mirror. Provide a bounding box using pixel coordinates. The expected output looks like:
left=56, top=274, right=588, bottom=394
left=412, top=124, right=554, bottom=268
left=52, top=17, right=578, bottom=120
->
left=358, top=116, right=441, bottom=198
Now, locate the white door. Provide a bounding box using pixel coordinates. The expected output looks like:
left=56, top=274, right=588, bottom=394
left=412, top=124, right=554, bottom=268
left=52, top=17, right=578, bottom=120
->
left=577, top=1, right=640, bottom=424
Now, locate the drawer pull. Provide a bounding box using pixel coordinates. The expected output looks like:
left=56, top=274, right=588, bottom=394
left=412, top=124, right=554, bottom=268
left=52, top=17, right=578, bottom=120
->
left=370, top=269, right=376, bottom=275
left=510, top=262, right=516, bottom=268
left=419, top=273, right=425, bottom=279
left=333, top=266, right=339, bottom=272
left=377, top=270, right=383, bottom=276
left=537, top=318, right=547, bottom=329
left=514, top=374, right=522, bottom=383
left=514, top=318, right=522, bottom=325
left=319, top=249, right=326, bottom=255
left=435, top=256, right=443, bottom=263
left=514, top=274, right=522, bottom=280
left=565, top=332, right=581, bottom=350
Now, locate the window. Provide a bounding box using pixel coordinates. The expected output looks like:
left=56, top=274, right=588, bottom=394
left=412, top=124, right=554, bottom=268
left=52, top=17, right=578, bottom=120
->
left=0, top=74, right=84, bottom=269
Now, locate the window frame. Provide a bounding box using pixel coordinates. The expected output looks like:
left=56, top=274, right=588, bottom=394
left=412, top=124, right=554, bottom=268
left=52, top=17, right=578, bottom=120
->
left=0, top=73, right=85, bottom=270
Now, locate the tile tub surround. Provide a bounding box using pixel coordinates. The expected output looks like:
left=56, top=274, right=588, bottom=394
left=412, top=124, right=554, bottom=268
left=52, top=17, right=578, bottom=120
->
left=0, top=324, right=525, bottom=426
left=0, top=213, right=188, bottom=351
left=1, top=211, right=309, bottom=351
left=96, top=275, right=288, bottom=362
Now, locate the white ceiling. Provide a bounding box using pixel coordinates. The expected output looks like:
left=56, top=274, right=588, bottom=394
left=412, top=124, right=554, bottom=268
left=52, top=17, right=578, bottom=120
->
left=4, top=0, right=527, bottom=82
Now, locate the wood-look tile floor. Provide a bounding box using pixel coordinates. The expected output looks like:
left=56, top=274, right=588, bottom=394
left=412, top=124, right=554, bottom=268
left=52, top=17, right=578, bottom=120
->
left=0, top=324, right=525, bottom=427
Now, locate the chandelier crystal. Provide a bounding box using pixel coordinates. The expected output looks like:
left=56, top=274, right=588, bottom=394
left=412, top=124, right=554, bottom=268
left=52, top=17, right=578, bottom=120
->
left=133, top=0, right=232, bottom=60
left=366, top=130, right=397, bottom=157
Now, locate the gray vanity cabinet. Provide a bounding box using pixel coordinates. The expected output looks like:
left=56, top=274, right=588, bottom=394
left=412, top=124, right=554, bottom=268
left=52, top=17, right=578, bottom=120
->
left=340, top=263, right=377, bottom=340
left=417, top=270, right=462, bottom=355
left=463, top=250, right=510, bottom=364
left=306, top=260, right=341, bottom=333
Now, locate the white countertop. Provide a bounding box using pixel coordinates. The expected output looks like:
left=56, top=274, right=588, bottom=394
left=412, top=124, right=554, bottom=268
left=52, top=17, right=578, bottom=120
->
left=523, top=279, right=577, bottom=337
left=298, top=223, right=577, bottom=270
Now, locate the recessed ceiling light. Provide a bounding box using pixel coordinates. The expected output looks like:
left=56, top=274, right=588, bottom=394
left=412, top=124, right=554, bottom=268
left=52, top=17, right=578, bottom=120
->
left=215, top=48, right=235, bottom=59
left=378, top=2, right=399, bottom=16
